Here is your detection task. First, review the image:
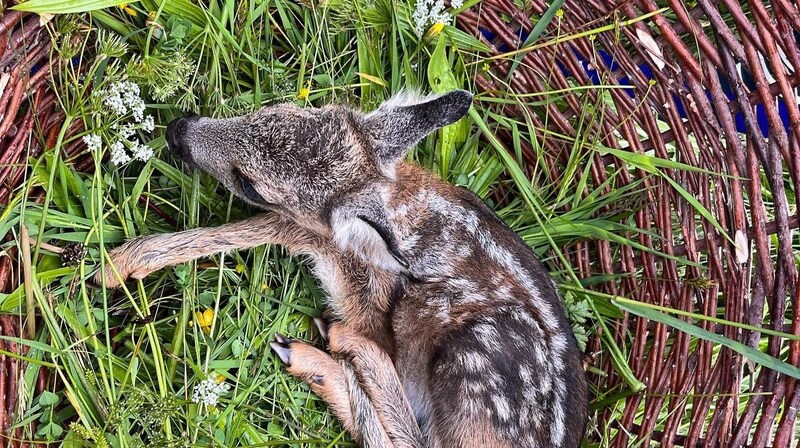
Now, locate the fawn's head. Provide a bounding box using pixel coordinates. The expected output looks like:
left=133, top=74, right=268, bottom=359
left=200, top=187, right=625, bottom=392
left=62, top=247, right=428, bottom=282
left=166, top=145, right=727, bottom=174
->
left=166, top=90, right=472, bottom=269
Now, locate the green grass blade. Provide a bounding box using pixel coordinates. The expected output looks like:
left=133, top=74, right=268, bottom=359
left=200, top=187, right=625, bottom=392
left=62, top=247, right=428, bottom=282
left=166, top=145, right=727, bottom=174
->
left=614, top=297, right=800, bottom=379
left=12, top=0, right=121, bottom=13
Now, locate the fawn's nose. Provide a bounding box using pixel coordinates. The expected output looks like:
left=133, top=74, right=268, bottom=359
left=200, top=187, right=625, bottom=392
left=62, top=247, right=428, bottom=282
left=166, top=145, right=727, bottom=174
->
left=166, top=114, right=199, bottom=161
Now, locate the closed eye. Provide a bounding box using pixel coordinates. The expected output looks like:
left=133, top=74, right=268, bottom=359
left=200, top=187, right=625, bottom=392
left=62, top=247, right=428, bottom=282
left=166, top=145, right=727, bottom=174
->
left=232, top=167, right=272, bottom=207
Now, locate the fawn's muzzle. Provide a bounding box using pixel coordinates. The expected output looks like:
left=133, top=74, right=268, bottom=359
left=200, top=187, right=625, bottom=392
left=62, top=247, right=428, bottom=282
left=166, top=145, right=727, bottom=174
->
left=166, top=114, right=200, bottom=162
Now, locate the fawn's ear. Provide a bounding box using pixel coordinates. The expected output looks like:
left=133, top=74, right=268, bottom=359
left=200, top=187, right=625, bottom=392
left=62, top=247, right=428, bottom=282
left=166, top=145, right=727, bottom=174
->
left=362, top=90, right=472, bottom=164
left=330, top=201, right=409, bottom=273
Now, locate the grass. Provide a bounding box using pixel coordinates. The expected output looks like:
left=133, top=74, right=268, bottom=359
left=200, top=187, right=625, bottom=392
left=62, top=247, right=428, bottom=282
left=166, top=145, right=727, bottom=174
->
left=0, top=0, right=796, bottom=446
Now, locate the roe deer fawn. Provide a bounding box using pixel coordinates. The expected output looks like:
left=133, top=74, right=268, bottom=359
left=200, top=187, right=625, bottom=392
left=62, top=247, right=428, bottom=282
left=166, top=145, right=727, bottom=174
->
left=96, top=90, right=588, bottom=447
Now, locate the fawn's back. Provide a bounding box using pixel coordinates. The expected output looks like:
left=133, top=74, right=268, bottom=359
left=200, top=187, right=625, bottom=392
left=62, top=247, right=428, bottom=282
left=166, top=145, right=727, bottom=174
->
left=360, top=162, right=588, bottom=447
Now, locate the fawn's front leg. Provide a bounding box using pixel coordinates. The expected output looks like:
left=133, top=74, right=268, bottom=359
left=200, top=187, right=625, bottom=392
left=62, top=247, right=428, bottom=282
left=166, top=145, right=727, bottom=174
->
left=94, top=213, right=324, bottom=287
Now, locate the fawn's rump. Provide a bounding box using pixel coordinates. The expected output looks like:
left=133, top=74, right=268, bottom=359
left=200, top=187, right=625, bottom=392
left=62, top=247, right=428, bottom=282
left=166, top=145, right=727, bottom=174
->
left=414, top=305, right=587, bottom=448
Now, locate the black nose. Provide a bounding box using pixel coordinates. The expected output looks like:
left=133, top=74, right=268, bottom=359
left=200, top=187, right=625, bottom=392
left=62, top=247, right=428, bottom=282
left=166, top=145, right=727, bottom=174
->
left=166, top=114, right=199, bottom=161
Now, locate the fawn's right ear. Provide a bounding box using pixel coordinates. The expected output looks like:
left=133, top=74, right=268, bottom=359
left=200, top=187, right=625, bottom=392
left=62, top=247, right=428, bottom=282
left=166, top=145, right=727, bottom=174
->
left=362, top=90, right=472, bottom=165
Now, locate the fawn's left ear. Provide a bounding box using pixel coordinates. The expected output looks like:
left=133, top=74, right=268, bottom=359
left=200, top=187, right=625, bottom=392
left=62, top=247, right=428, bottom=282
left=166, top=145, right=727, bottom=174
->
left=363, top=90, right=473, bottom=164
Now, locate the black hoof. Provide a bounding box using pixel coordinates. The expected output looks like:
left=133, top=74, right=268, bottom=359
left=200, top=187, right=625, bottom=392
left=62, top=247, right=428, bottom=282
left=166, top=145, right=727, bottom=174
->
left=270, top=334, right=293, bottom=365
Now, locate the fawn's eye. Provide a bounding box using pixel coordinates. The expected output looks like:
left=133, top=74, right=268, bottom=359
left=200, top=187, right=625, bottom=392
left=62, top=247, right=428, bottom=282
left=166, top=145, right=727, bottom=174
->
left=233, top=167, right=270, bottom=206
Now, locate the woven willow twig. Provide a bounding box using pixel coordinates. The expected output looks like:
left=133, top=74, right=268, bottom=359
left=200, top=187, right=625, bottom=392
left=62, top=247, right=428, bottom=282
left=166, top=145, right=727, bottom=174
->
left=458, top=1, right=800, bottom=446
left=2, top=2, right=799, bottom=446
left=0, top=12, right=72, bottom=448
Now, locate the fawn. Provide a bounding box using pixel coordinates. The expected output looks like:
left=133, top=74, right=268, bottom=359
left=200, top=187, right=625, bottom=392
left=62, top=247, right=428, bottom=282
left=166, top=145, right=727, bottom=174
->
left=96, top=90, right=588, bottom=447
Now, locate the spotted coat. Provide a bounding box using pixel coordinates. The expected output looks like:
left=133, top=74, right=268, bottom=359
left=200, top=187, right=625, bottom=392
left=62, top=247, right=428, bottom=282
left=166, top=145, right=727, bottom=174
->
left=98, top=90, right=589, bottom=447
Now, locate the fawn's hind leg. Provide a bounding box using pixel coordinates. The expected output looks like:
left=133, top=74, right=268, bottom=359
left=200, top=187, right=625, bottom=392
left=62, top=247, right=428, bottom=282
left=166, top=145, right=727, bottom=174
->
left=270, top=336, right=394, bottom=447
left=326, top=324, right=424, bottom=448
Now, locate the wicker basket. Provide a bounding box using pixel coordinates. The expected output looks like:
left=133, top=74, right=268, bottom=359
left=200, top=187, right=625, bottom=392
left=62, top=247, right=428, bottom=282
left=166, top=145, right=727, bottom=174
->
left=457, top=0, right=800, bottom=446
left=2, top=1, right=800, bottom=446
left=0, top=11, right=86, bottom=447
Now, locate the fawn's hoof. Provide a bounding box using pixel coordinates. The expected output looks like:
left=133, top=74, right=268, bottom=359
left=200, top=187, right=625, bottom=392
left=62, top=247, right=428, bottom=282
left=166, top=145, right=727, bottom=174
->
left=270, top=333, right=293, bottom=365
left=313, top=317, right=328, bottom=341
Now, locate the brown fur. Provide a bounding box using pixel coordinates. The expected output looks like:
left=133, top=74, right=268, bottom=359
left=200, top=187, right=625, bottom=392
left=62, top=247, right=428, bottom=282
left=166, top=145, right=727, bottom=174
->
left=96, top=91, right=588, bottom=447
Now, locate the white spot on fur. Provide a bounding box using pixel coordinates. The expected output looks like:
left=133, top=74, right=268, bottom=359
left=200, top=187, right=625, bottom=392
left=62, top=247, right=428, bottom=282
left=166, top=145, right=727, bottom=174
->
left=551, top=333, right=568, bottom=358
left=511, top=308, right=544, bottom=336
left=448, top=278, right=486, bottom=303
left=398, top=232, right=421, bottom=251
left=519, top=365, right=534, bottom=383
left=495, top=283, right=511, bottom=298
left=493, top=395, right=512, bottom=421
left=459, top=351, right=489, bottom=372
left=472, top=322, right=496, bottom=347
left=457, top=244, right=473, bottom=257
left=551, top=384, right=566, bottom=445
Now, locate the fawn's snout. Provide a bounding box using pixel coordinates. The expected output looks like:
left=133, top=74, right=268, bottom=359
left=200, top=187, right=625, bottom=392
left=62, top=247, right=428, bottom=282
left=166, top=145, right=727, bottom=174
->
left=166, top=114, right=200, bottom=162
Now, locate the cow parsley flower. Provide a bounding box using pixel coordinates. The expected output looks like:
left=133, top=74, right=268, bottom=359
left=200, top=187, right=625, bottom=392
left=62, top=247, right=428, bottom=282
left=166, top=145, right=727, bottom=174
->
left=109, top=140, right=131, bottom=165
left=142, top=115, right=155, bottom=133
left=131, top=140, right=153, bottom=161
left=100, top=81, right=148, bottom=123
left=117, top=123, right=136, bottom=139
left=191, top=377, right=230, bottom=406
left=413, top=0, right=461, bottom=36
left=82, top=134, right=102, bottom=152
left=131, top=101, right=146, bottom=122
left=88, top=80, right=158, bottom=165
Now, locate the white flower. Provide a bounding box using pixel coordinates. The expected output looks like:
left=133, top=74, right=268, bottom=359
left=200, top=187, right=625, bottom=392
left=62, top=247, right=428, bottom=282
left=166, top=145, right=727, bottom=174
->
left=103, top=93, right=127, bottom=116
left=131, top=101, right=146, bottom=122
left=118, top=123, right=136, bottom=139
left=102, top=81, right=146, bottom=120
left=82, top=134, right=102, bottom=152
left=130, top=139, right=153, bottom=161
left=142, top=115, right=155, bottom=133
left=109, top=140, right=130, bottom=165
left=413, top=0, right=452, bottom=36
left=192, top=378, right=231, bottom=406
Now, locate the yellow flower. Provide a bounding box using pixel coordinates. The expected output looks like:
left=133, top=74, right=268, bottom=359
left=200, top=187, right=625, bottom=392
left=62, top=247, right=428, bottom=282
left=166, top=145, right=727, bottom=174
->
left=429, top=22, right=445, bottom=37
left=235, top=263, right=247, bottom=274
left=118, top=3, right=137, bottom=16
left=298, top=80, right=312, bottom=100
left=215, top=374, right=226, bottom=383
left=195, top=309, right=215, bottom=334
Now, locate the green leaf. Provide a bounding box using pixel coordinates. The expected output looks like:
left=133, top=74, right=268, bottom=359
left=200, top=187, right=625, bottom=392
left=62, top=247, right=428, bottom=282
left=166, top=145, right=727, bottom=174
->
left=38, top=390, right=60, bottom=407
left=614, top=297, right=800, bottom=379
left=0, top=267, right=74, bottom=312
left=598, top=145, right=728, bottom=176
left=428, top=35, right=468, bottom=179
left=39, top=422, right=63, bottom=440
left=441, top=26, right=490, bottom=53
left=614, top=297, right=800, bottom=340
left=231, top=339, right=244, bottom=357
left=12, top=0, right=124, bottom=13
left=507, top=0, right=565, bottom=77
left=139, top=0, right=206, bottom=26
left=663, top=175, right=733, bottom=244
